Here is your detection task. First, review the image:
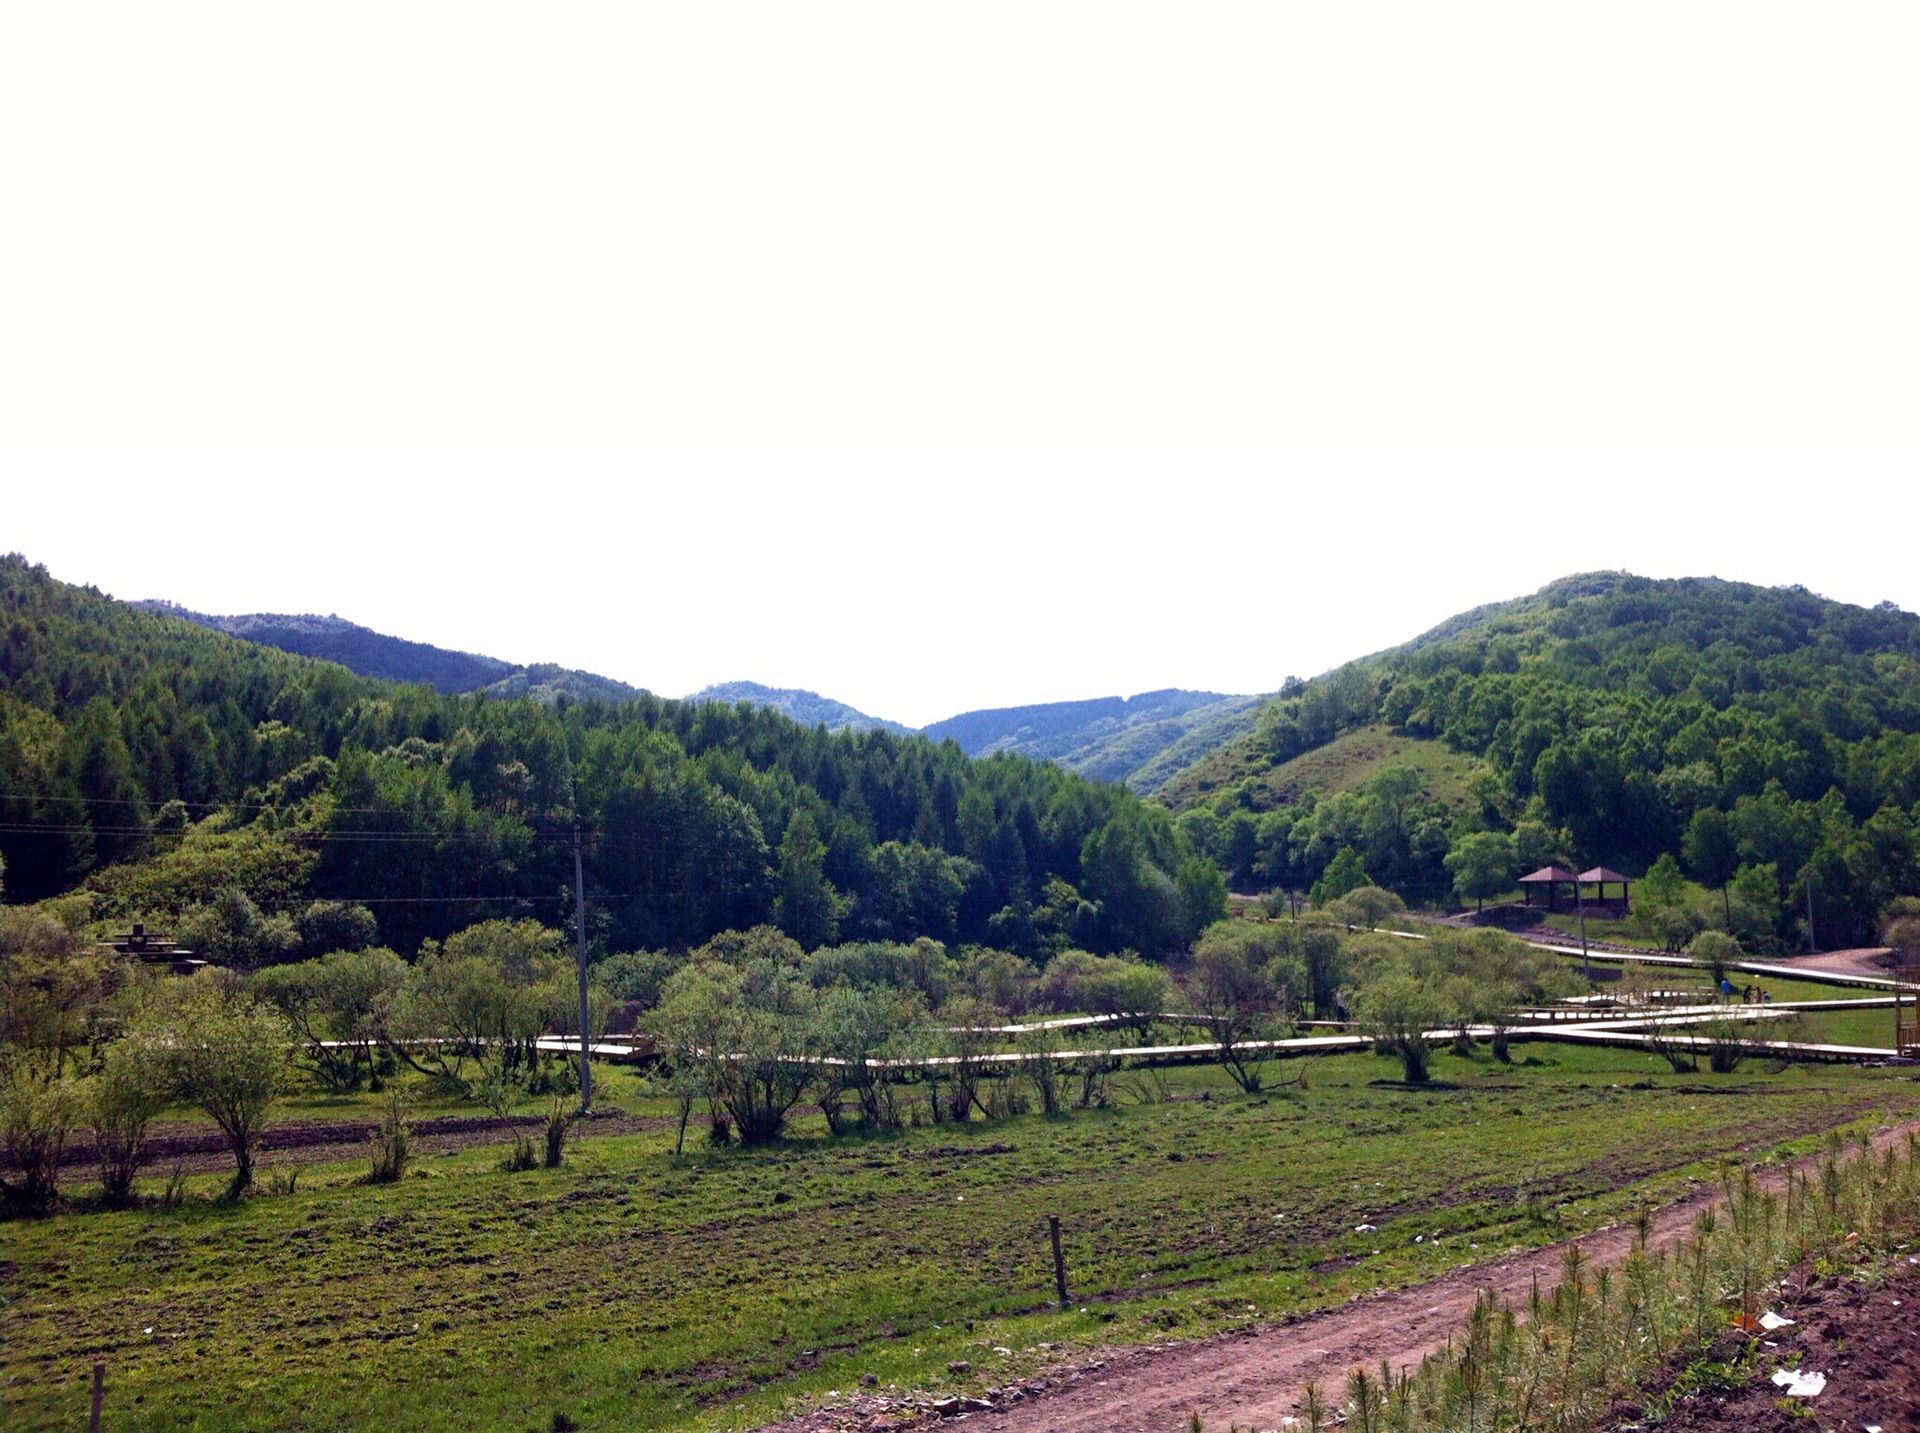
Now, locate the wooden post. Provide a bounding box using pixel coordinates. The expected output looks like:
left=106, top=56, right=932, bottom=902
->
left=1048, top=1214, right=1069, bottom=1309
left=572, top=822, right=593, bottom=1115
left=89, top=1362, right=104, bottom=1433
left=1576, top=878, right=1591, bottom=987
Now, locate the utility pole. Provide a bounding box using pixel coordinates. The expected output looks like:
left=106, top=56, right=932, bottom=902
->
left=572, top=821, right=593, bottom=1115
left=1805, top=876, right=1817, bottom=955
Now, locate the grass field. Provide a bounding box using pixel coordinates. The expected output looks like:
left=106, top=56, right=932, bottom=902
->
left=1160, top=724, right=1486, bottom=814
left=1254, top=725, right=1485, bottom=812
left=1793, top=1005, right=1902, bottom=1050
left=6, top=1046, right=1918, bottom=1432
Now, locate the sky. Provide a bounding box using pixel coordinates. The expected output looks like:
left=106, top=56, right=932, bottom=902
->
left=3, top=2, right=1915, bottom=727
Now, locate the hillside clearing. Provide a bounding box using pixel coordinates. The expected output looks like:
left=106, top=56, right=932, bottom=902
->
left=1163, top=723, right=1486, bottom=814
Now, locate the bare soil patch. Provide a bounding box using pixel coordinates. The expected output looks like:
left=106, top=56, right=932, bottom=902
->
left=1773, top=946, right=1900, bottom=982
left=1638, top=1255, right=1920, bottom=1432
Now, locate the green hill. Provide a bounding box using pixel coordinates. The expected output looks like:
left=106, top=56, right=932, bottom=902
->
left=478, top=663, right=649, bottom=705
left=1, top=555, right=1214, bottom=958
left=1167, top=723, right=1487, bottom=814
left=1160, top=573, right=1920, bottom=945
left=688, top=680, right=910, bottom=734
left=135, top=602, right=518, bottom=693
left=925, top=689, right=1262, bottom=791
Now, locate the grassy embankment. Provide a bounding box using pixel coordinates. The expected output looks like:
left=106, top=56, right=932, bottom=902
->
left=5, top=1045, right=1918, bottom=1432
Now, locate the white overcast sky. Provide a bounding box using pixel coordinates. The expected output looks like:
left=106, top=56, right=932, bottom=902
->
left=2, top=2, right=1915, bottom=727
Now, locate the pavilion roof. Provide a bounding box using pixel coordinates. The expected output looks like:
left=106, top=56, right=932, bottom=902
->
left=1579, top=866, right=1633, bottom=884
left=1519, top=866, right=1579, bottom=883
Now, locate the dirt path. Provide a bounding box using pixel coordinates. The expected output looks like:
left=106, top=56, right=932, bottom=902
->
left=767, top=1118, right=1920, bottom=1433
left=1772, top=946, right=1900, bottom=982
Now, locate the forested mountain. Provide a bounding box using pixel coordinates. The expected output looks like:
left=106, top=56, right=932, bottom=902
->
left=687, top=681, right=911, bottom=735
left=136, top=603, right=519, bottom=694
left=476, top=663, right=649, bottom=706
left=2, top=555, right=1222, bottom=960
left=138, top=604, right=905, bottom=723
left=925, top=689, right=1263, bottom=791
left=1160, top=573, right=1920, bottom=944
left=137, top=602, right=1251, bottom=776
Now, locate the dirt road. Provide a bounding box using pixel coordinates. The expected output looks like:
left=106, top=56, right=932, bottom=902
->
left=767, top=1117, right=1920, bottom=1433
left=1773, top=946, right=1900, bottom=982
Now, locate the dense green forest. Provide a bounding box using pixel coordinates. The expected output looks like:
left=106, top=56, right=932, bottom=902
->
left=1, top=556, right=1222, bottom=959
left=1163, top=573, right=1920, bottom=946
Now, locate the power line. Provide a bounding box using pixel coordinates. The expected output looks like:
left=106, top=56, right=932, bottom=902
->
left=0, top=790, right=547, bottom=817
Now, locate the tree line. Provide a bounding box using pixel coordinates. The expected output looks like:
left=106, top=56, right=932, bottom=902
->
left=4, top=894, right=1592, bottom=1209
left=0, top=555, right=1227, bottom=958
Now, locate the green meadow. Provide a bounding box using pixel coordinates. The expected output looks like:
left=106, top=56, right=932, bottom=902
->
left=6, top=1045, right=1916, bottom=1432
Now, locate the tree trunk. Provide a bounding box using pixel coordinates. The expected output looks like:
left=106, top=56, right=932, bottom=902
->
left=231, top=1140, right=254, bottom=1192
left=673, top=1092, right=693, bottom=1156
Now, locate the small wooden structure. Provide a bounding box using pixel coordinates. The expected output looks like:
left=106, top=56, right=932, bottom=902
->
left=101, top=922, right=207, bottom=976
left=1578, top=866, right=1633, bottom=912
left=1519, top=866, right=1579, bottom=909
left=1897, top=966, right=1920, bottom=1059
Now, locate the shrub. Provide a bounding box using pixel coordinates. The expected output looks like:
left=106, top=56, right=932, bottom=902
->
left=133, top=980, right=289, bottom=1193
left=543, top=1097, right=572, bottom=1169
left=503, top=1133, right=539, bottom=1172
left=980, top=1075, right=1030, bottom=1120
left=1686, top=930, right=1742, bottom=987
left=367, top=1088, right=412, bottom=1183
left=88, top=1033, right=169, bottom=1205
left=0, top=1063, right=78, bottom=1212
left=1067, top=1040, right=1120, bottom=1110
left=159, top=1164, right=190, bottom=1210
left=1019, top=1027, right=1064, bottom=1115
left=1351, top=970, right=1434, bottom=1084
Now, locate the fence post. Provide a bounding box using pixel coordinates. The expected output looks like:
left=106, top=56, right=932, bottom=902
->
left=90, top=1362, right=104, bottom=1433
left=1048, top=1214, right=1069, bottom=1309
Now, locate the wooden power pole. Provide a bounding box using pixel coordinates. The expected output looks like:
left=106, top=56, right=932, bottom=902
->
left=572, top=822, right=593, bottom=1114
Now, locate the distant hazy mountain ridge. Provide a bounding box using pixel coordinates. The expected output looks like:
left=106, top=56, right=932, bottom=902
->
left=135, top=603, right=518, bottom=694
left=686, top=681, right=912, bottom=734
left=133, top=602, right=1255, bottom=766
left=924, top=689, right=1264, bottom=792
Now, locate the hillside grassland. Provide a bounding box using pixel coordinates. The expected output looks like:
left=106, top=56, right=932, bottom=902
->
left=1161, top=724, right=1487, bottom=817
left=6, top=1049, right=1917, bottom=1433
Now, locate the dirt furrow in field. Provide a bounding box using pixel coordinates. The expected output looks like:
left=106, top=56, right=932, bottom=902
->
left=766, top=1117, right=1920, bottom=1433
left=42, top=1109, right=671, bottom=1176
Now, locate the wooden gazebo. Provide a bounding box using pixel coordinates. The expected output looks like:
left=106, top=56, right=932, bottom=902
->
left=1518, top=866, right=1579, bottom=909
left=1578, top=866, right=1633, bottom=911
left=101, top=922, right=207, bottom=976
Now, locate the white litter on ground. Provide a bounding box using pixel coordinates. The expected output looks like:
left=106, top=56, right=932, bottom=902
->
left=1770, top=1368, right=1827, bottom=1397
left=1759, top=1311, right=1795, bottom=1331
